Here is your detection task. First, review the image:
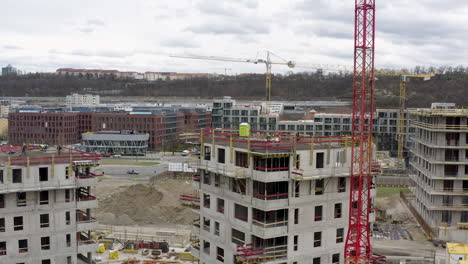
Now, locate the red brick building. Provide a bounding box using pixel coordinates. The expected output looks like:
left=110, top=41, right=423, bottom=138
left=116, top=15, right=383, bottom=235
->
left=9, top=109, right=211, bottom=150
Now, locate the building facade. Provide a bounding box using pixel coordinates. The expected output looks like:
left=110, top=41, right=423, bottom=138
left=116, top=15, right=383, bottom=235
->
left=0, top=147, right=100, bottom=264
left=2, top=64, right=18, bottom=76
left=190, top=128, right=376, bottom=264
left=82, top=130, right=149, bottom=155
left=8, top=107, right=211, bottom=150
left=65, top=94, right=100, bottom=106
left=408, top=105, right=468, bottom=242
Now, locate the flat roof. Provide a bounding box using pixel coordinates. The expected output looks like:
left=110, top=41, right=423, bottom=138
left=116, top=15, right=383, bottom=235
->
left=0, top=146, right=100, bottom=166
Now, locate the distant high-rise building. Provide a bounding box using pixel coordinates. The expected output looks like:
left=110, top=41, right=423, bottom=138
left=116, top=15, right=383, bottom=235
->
left=1, top=64, right=18, bottom=76
left=66, top=94, right=100, bottom=106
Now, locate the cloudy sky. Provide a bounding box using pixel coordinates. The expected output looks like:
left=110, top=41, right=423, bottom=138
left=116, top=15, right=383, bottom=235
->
left=1, top=0, right=467, bottom=75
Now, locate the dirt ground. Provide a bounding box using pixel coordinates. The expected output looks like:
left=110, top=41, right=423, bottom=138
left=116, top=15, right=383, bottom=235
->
left=95, top=175, right=195, bottom=228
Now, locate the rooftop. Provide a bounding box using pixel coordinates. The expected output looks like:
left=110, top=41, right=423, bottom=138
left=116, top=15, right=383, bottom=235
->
left=412, top=108, right=468, bottom=117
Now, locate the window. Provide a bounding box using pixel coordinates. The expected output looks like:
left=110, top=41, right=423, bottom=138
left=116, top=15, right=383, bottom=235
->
left=39, top=167, right=48, bottom=182
left=313, top=257, right=321, bottom=264
left=218, top=148, right=226, bottom=164
left=18, top=239, right=28, bottom=253
left=336, top=228, right=344, bottom=243
left=40, top=214, right=49, bottom=228
left=294, top=209, right=299, bottom=224
left=295, top=154, right=300, bottom=169
left=314, top=232, right=322, bottom=247
left=204, top=146, right=211, bottom=161
left=215, top=174, right=221, bottom=187
left=14, top=216, right=23, bottom=231
left=231, top=229, right=245, bottom=245
left=203, top=240, right=210, bottom=255
left=0, top=170, right=3, bottom=184
left=338, top=178, right=346, bottom=192
left=234, top=204, right=248, bottom=222
left=315, top=179, right=324, bottom=195
left=214, top=221, right=220, bottom=236
left=65, top=167, right=70, bottom=179
left=0, top=218, right=4, bottom=232
left=67, top=256, right=72, bottom=264
left=293, top=235, right=298, bottom=251
left=335, top=203, right=342, bottom=218
left=316, top=153, right=324, bottom=168
left=66, top=234, right=71, bottom=247
left=42, top=260, right=51, bottom=264
left=217, top=247, right=224, bottom=262
left=12, top=169, right=22, bottom=183
left=41, top=237, right=50, bottom=250
left=203, top=194, right=211, bottom=208
left=66, top=211, right=71, bottom=225
left=0, top=241, right=5, bottom=255
left=332, top=253, right=340, bottom=264
left=203, top=217, right=210, bottom=232
left=17, top=192, right=27, bottom=207
left=315, top=206, right=323, bottom=221
left=217, top=198, right=225, bottom=214
left=0, top=194, right=4, bottom=208
left=39, top=191, right=49, bottom=205
left=65, top=189, right=71, bottom=202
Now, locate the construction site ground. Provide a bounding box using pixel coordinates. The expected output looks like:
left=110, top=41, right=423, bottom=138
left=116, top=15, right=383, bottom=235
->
left=373, top=190, right=447, bottom=263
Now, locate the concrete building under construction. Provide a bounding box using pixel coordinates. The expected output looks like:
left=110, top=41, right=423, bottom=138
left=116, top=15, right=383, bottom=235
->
left=189, top=128, right=376, bottom=264
left=0, top=146, right=100, bottom=264
left=409, top=104, right=468, bottom=242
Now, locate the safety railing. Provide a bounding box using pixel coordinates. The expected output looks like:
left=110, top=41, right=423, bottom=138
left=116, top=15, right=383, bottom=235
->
left=236, top=244, right=287, bottom=264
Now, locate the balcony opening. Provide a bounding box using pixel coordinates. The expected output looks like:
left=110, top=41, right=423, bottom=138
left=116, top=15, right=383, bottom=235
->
left=217, top=198, right=225, bottom=214
left=461, top=211, right=468, bottom=223
left=203, top=172, right=211, bottom=185
left=294, top=181, right=300, bottom=198
left=203, top=217, right=210, bottom=232
left=294, top=208, right=299, bottom=224
left=332, top=253, right=340, bottom=264
left=218, top=148, right=226, bottom=164
left=215, top=174, right=221, bottom=187
left=235, top=151, right=248, bottom=168
left=0, top=170, right=3, bottom=184
left=336, top=228, right=344, bottom=243
left=76, top=187, right=95, bottom=201
left=203, top=240, right=210, bottom=255
left=237, top=235, right=287, bottom=261
left=40, top=214, right=49, bottom=228
left=42, top=260, right=51, bottom=264
left=445, top=149, right=459, bottom=162
left=442, top=210, right=452, bottom=223
left=14, top=216, right=23, bottom=231
left=314, top=231, right=322, bottom=247
left=18, top=239, right=28, bottom=253
left=217, top=247, right=224, bottom=262
left=232, top=228, right=245, bottom=245
left=315, top=179, right=324, bottom=195
left=253, top=181, right=288, bottom=200
left=231, top=178, right=246, bottom=195
left=0, top=194, right=4, bottom=208
left=314, top=206, right=323, bottom=221
left=0, top=218, right=4, bottom=232
left=334, top=203, right=342, bottom=218
left=338, top=178, right=346, bottom=192
left=293, top=235, right=298, bottom=251
left=234, top=204, right=248, bottom=222
left=316, top=152, right=324, bottom=168
left=41, top=237, right=50, bottom=250
left=253, top=156, right=289, bottom=172
left=17, top=192, right=27, bottom=207
left=204, top=146, right=211, bottom=161
left=313, top=258, right=321, bottom=264
left=463, top=180, right=468, bottom=192
left=446, top=133, right=459, bottom=146
left=444, top=165, right=458, bottom=177
left=203, top=194, right=210, bottom=208
left=66, top=234, right=71, bottom=247
left=39, top=191, right=49, bottom=205
left=66, top=211, right=71, bottom=225
left=252, top=208, right=288, bottom=227
left=39, top=167, right=48, bottom=182
left=443, top=180, right=454, bottom=192
left=76, top=210, right=95, bottom=223
left=12, top=168, right=22, bottom=183
left=214, top=221, right=220, bottom=236
left=0, top=241, right=5, bottom=256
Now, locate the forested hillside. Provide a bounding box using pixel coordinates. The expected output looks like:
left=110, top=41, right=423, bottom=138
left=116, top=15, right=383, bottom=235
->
left=0, top=71, right=467, bottom=107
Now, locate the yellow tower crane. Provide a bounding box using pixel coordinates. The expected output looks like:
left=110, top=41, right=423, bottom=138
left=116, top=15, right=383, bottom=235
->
left=377, top=71, right=436, bottom=166
left=170, top=51, right=350, bottom=103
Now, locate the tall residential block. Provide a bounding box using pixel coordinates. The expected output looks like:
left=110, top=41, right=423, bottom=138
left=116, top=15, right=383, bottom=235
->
left=0, top=147, right=100, bottom=264
left=409, top=104, right=468, bottom=242
left=190, top=128, right=376, bottom=264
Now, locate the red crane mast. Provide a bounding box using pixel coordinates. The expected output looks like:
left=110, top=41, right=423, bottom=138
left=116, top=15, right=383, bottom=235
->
left=345, top=1, right=376, bottom=264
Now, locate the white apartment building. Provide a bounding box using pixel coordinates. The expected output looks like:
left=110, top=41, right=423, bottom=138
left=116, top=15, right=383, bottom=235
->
left=409, top=105, right=468, bottom=242
left=0, top=147, right=100, bottom=264
left=65, top=94, right=100, bottom=106
left=190, top=129, right=376, bottom=264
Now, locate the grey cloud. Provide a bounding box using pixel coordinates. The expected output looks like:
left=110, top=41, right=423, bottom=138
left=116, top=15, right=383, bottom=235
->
left=71, top=49, right=95, bottom=57
left=96, top=50, right=133, bottom=58
left=87, top=19, right=105, bottom=26
left=3, top=45, right=22, bottom=50
left=160, top=38, right=199, bottom=48
left=79, top=27, right=94, bottom=33
left=186, top=20, right=269, bottom=35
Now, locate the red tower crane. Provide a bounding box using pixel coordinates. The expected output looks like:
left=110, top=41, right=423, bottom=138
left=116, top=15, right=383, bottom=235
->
left=344, top=1, right=377, bottom=264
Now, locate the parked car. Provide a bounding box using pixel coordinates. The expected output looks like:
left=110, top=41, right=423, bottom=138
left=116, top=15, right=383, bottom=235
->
left=127, top=170, right=139, bottom=175
left=112, top=154, right=122, bottom=158
left=181, top=150, right=190, bottom=156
